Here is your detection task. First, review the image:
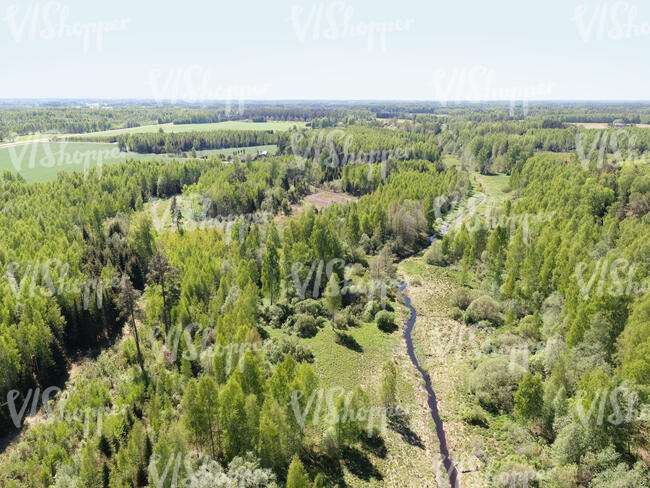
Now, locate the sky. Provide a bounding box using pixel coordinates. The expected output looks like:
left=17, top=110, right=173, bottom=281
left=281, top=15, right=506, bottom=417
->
left=0, top=0, right=648, bottom=101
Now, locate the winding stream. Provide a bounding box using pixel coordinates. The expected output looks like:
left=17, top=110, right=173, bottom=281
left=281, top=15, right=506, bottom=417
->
left=398, top=193, right=487, bottom=488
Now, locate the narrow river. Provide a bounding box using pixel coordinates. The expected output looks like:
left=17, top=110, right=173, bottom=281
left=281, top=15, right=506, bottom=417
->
left=398, top=193, right=487, bottom=488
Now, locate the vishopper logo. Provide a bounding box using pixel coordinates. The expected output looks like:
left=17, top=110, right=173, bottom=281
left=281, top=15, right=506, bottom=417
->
left=575, top=129, right=648, bottom=170
left=429, top=323, right=548, bottom=374
left=5, top=259, right=128, bottom=310
left=290, top=1, right=414, bottom=53
left=573, top=381, right=650, bottom=428
left=435, top=452, right=548, bottom=487
left=149, top=321, right=271, bottom=374
left=461, top=205, right=554, bottom=245
left=290, top=257, right=395, bottom=306
left=148, top=450, right=204, bottom=488
left=148, top=192, right=272, bottom=242
left=148, top=65, right=271, bottom=112
left=575, top=257, right=649, bottom=298
left=290, top=128, right=409, bottom=175
left=429, top=195, right=554, bottom=243
left=575, top=2, right=650, bottom=42
left=429, top=192, right=467, bottom=222
left=1, top=387, right=126, bottom=436
left=289, top=386, right=412, bottom=437
left=6, top=2, right=130, bottom=52
left=6, top=140, right=119, bottom=179
left=431, top=65, right=556, bottom=116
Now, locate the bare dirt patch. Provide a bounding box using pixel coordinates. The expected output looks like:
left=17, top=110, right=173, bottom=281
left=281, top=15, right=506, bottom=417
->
left=302, top=191, right=358, bottom=209
left=276, top=191, right=358, bottom=224
left=569, top=122, right=610, bottom=129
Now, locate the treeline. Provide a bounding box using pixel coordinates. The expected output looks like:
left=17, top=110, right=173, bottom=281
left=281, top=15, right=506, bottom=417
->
left=170, top=105, right=364, bottom=125
left=0, top=106, right=180, bottom=137
left=70, top=130, right=279, bottom=155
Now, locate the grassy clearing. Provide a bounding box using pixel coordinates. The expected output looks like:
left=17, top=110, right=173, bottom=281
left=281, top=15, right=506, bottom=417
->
left=3, top=121, right=305, bottom=145
left=264, top=312, right=441, bottom=487
left=0, top=142, right=136, bottom=183
left=275, top=190, right=359, bottom=225
left=0, top=142, right=276, bottom=183
left=399, top=256, right=525, bottom=488
left=62, top=120, right=306, bottom=138
left=438, top=173, right=511, bottom=237
left=394, top=173, right=524, bottom=486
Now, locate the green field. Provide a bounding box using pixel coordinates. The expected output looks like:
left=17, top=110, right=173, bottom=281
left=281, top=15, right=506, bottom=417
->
left=0, top=142, right=139, bottom=183
left=62, top=120, right=306, bottom=138
left=1, top=121, right=306, bottom=144
left=0, top=141, right=277, bottom=183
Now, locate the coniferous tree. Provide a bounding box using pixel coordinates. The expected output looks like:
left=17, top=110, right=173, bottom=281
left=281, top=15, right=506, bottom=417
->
left=116, top=277, right=144, bottom=372
left=147, top=251, right=180, bottom=333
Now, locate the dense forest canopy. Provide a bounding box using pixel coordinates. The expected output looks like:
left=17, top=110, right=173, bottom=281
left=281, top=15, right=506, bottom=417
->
left=0, top=102, right=648, bottom=488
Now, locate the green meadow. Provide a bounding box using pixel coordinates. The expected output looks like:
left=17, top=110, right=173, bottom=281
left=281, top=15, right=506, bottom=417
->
left=0, top=141, right=277, bottom=183
left=62, top=120, right=306, bottom=138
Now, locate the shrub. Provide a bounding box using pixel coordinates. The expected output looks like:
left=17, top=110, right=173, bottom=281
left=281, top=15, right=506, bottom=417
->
left=267, top=302, right=292, bottom=328
left=294, top=299, right=323, bottom=317
left=332, top=311, right=348, bottom=330
left=517, top=314, right=542, bottom=339
left=122, top=338, right=138, bottom=366
left=375, top=310, right=397, bottom=332
left=266, top=336, right=314, bottom=364
left=466, top=295, right=501, bottom=324
left=294, top=313, right=318, bottom=338
left=363, top=300, right=381, bottom=322
left=470, top=357, right=525, bottom=414
left=590, top=461, right=650, bottom=488
left=494, top=462, right=539, bottom=488
left=475, top=320, right=493, bottom=330
left=450, top=307, right=463, bottom=320
left=344, top=308, right=360, bottom=327
left=359, top=233, right=372, bottom=253
left=461, top=405, right=490, bottom=427
left=424, top=241, right=445, bottom=265
left=451, top=287, right=474, bottom=310
left=316, top=316, right=329, bottom=328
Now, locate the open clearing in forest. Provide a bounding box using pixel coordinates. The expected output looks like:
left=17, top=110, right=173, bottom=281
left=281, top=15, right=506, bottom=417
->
left=275, top=191, right=359, bottom=225
left=302, top=191, right=358, bottom=209
left=0, top=121, right=305, bottom=148
left=60, top=120, right=306, bottom=138
left=264, top=304, right=441, bottom=488
left=0, top=142, right=275, bottom=183
left=0, top=142, right=133, bottom=182
left=569, top=122, right=610, bottom=129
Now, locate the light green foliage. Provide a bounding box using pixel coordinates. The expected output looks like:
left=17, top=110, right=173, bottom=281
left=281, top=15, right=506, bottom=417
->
left=380, top=360, right=398, bottom=407
left=470, top=357, right=525, bottom=414
left=286, top=455, right=311, bottom=488
left=514, top=373, right=544, bottom=421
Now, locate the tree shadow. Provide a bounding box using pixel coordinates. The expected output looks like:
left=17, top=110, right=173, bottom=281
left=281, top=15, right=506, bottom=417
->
left=335, top=332, right=363, bottom=352
left=0, top=428, right=21, bottom=456
left=378, top=321, right=399, bottom=333
left=389, top=415, right=425, bottom=449
left=303, top=450, right=347, bottom=487
left=341, top=446, right=383, bottom=482
left=361, top=434, right=387, bottom=458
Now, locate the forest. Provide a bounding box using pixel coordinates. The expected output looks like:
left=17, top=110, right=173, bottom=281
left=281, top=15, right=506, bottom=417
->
left=0, top=102, right=648, bottom=488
